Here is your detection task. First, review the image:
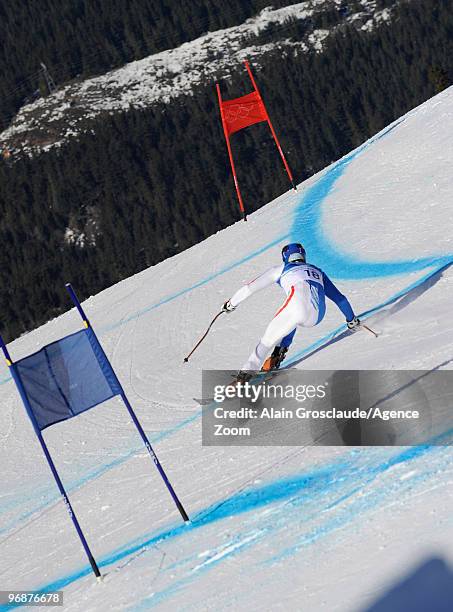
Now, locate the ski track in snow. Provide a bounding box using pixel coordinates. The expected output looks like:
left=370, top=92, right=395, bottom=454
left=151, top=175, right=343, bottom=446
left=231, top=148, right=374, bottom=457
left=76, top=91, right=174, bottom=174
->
left=1, top=107, right=451, bottom=387
left=2, top=88, right=453, bottom=611
left=1, top=95, right=452, bottom=524
left=3, top=442, right=452, bottom=612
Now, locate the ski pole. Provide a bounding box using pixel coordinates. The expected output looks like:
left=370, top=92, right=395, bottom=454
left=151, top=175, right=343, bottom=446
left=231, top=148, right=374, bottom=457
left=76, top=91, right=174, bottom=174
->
left=361, top=323, right=378, bottom=338
left=184, top=311, right=225, bottom=362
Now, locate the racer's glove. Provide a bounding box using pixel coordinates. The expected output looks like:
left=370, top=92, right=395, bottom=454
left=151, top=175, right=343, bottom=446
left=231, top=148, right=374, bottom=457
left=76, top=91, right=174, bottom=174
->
left=222, top=300, right=236, bottom=313
left=347, top=316, right=361, bottom=330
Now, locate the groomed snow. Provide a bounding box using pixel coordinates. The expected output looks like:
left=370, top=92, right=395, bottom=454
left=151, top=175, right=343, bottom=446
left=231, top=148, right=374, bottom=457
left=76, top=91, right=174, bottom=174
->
left=1, top=87, right=453, bottom=611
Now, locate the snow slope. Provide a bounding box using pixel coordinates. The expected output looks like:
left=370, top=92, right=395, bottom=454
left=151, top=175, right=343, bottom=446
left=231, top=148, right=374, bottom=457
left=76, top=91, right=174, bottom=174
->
left=1, top=87, right=453, bottom=611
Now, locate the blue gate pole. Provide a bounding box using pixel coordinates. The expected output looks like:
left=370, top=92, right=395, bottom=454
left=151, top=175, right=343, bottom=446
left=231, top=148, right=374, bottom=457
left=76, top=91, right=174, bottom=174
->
left=0, top=335, right=101, bottom=579
left=65, top=284, right=190, bottom=523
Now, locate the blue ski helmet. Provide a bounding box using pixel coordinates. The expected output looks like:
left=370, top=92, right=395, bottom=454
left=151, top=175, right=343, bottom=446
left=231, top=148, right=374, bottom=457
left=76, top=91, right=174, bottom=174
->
left=282, top=242, right=306, bottom=264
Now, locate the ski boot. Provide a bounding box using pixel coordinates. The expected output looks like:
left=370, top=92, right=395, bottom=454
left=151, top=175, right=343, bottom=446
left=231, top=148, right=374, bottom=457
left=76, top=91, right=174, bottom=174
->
left=233, top=370, right=254, bottom=385
left=225, top=370, right=254, bottom=391
left=261, top=346, right=288, bottom=372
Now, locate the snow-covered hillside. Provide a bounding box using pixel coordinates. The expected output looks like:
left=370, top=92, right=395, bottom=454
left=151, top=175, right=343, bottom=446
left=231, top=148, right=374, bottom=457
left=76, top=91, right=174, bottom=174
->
left=1, top=86, right=453, bottom=611
left=0, top=0, right=396, bottom=155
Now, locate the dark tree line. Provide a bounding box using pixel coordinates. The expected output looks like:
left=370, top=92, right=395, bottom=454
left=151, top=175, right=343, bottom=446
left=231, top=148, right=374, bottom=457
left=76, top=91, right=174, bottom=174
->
left=0, top=0, right=452, bottom=340
left=0, top=0, right=320, bottom=123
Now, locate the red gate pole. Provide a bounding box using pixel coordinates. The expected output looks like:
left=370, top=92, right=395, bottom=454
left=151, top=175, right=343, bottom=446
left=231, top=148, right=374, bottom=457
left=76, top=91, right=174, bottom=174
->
left=216, top=83, right=247, bottom=221
left=244, top=60, right=297, bottom=192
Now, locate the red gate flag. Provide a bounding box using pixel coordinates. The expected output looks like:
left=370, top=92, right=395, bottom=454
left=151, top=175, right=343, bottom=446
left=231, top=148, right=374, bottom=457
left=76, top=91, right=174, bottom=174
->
left=221, top=90, right=267, bottom=136
left=216, top=60, right=296, bottom=221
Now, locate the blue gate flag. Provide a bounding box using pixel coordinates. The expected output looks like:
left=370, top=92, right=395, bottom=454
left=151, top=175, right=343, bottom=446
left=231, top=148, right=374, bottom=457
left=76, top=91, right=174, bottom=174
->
left=0, top=282, right=188, bottom=578
left=14, top=327, right=122, bottom=431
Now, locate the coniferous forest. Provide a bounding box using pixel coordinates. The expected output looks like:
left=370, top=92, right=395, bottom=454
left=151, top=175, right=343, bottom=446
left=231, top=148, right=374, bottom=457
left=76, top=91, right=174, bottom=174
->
left=0, top=0, right=452, bottom=340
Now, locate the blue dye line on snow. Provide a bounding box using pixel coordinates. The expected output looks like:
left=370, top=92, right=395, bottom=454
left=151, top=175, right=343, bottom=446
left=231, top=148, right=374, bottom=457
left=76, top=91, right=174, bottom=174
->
left=0, top=409, right=201, bottom=536
left=288, top=129, right=453, bottom=279
left=1, top=256, right=445, bottom=536
left=3, top=437, right=450, bottom=612
left=0, top=234, right=290, bottom=387
left=0, top=117, right=450, bottom=390
left=100, top=233, right=291, bottom=333
left=2, top=114, right=452, bottom=538
left=284, top=261, right=449, bottom=367
left=138, top=443, right=453, bottom=609
left=3, top=115, right=453, bottom=604
left=1, top=257, right=444, bottom=537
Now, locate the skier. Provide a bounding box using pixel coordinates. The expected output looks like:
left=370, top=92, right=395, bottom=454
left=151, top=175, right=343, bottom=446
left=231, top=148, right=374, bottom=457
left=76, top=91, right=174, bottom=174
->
left=222, top=243, right=360, bottom=378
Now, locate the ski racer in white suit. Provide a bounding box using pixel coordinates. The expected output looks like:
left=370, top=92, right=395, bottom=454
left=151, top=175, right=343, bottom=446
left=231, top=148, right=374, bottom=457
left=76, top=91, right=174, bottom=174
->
left=223, top=243, right=360, bottom=373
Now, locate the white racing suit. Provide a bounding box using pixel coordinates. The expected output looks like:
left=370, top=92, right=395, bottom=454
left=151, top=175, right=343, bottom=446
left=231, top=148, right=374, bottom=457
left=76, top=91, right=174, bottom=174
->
left=229, top=261, right=355, bottom=371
